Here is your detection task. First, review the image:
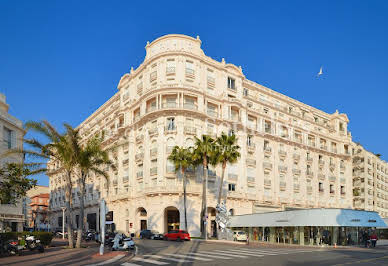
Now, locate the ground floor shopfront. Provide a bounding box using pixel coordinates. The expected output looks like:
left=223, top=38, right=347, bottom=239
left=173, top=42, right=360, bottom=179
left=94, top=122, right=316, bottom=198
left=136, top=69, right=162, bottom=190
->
left=229, top=208, right=387, bottom=246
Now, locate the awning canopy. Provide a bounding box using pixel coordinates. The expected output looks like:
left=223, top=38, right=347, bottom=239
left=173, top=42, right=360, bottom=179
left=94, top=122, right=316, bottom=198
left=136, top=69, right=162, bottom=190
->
left=229, top=208, right=387, bottom=228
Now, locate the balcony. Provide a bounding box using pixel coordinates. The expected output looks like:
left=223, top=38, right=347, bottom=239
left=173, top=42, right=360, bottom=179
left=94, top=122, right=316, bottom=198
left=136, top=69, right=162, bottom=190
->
left=292, top=168, right=301, bottom=175
left=207, top=77, right=215, bottom=87
left=263, top=162, right=272, bottom=170
left=330, top=162, right=336, bottom=169
left=293, top=184, right=300, bottom=191
left=136, top=134, right=144, bottom=143
left=318, top=173, right=325, bottom=181
left=135, top=153, right=144, bottom=162
left=150, top=148, right=158, bottom=158
left=162, top=102, right=177, bottom=109
left=264, top=179, right=271, bottom=187
left=166, top=146, right=174, bottom=154
left=340, top=163, right=346, bottom=171
left=278, top=150, right=287, bottom=157
left=247, top=143, right=255, bottom=153
left=329, top=176, right=336, bottom=182
left=166, top=165, right=176, bottom=174
left=278, top=165, right=288, bottom=173
left=165, top=125, right=177, bottom=134
left=279, top=181, right=287, bottom=191
left=228, top=173, right=238, bottom=181
left=113, top=179, right=118, bottom=186
left=166, top=66, right=175, bottom=75
left=264, top=127, right=273, bottom=134
left=147, top=106, right=157, bottom=113
left=123, top=176, right=129, bottom=183
left=150, top=167, right=158, bottom=176
left=264, top=146, right=272, bottom=155
left=207, top=109, right=218, bottom=118
left=184, top=126, right=197, bottom=135
left=306, top=170, right=314, bottom=177
left=150, top=71, right=157, bottom=82
left=320, top=145, right=328, bottom=151
left=318, top=159, right=325, bottom=166
left=246, top=158, right=256, bottom=166
left=293, top=154, right=300, bottom=161
left=306, top=157, right=313, bottom=163
left=185, top=68, right=195, bottom=79
left=307, top=186, right=313, bottom=193
left=149, top=127, right=158, bottom=136
left=136, top=171, right=143, bottom=179
left=247, top=176, right=255, bottom=184
left=183, top=103, right=197, bottom=110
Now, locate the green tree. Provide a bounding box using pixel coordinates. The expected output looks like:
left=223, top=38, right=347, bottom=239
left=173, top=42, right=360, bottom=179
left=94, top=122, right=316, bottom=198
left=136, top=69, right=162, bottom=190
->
left=0, top=163, right=37, bottom=204
left=74, top=132, right=113, bottom=248
left=20, top=121, right=79, bottom=248
left=193, top=135, right=216, bottom=238
left=168, top=146, right=193, bottom=231
left=214, top=132, right=240, bottom=205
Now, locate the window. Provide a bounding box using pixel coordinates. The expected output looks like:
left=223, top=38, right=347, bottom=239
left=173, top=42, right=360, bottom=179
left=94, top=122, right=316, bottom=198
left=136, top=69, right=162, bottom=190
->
left=247, top=135, right=253, bottom=146
left=319, top=182, right=324, bottom=192
left=3, top=127, right=14, bottom=149
left=228, top=183, right=236, bottom=191
left=330, top=184, right=334, bottom=194
left=167, top=118, right=175, bottom=130
left=227, top=77, right=235, bottom=90
left=341, top=186, right=345, bottom=195
left=264, top=120, right=272, bottom=133
left=186, top=61, right=194, bottom=73
left=243, top=88, right=249, bottom=97
left=228, top=129, right=235, bottom=136
left=166, top=59, right=175, bottom=74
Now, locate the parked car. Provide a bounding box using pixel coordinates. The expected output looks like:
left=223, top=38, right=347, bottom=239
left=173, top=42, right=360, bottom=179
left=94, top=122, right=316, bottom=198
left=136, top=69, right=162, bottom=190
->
left=233, top=231, right=247, bottom=241
left=150, top=231, right=163, bottom=240
left=163, top=230, right=191, bottom=241
left=139, top=230, right=153, bottom=239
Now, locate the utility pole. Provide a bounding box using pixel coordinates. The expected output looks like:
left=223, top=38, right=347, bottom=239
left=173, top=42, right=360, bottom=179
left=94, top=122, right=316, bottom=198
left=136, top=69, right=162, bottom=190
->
left=61, top=207, right=66, bottom=239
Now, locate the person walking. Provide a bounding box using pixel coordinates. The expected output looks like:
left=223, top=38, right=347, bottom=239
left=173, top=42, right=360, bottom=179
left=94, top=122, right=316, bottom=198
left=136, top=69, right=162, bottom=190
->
left=362, top=230, right=368, bottom=247
left=370, top=232, right=378, bottom=248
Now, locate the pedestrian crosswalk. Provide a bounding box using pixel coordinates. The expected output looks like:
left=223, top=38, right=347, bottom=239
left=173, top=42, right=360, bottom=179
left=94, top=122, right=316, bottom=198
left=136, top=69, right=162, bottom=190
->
left=121, top=247, right=317, bottom=265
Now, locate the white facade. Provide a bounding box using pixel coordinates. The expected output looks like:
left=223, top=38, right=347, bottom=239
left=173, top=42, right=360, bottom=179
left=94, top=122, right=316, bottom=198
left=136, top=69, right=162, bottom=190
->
left=352, top=143, right=388, bottom=218
left=48, top=34, right=354, bottom=237
left=0, top=93, right=25, bottom=232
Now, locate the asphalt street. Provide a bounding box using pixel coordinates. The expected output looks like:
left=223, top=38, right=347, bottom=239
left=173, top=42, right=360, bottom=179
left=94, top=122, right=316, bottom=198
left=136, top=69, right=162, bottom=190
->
left=113, top=239, right=388, bottom=266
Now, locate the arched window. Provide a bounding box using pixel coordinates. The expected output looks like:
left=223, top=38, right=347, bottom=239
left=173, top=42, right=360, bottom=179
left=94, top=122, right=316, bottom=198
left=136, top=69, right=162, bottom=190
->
left=185, top=138, right=194, bottom=148
left=166, top=137, right=175, bottom=153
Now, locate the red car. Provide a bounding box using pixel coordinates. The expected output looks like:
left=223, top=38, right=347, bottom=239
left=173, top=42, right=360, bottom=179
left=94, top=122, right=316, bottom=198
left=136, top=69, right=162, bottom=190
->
left=164, top=230, right=191, bottom=241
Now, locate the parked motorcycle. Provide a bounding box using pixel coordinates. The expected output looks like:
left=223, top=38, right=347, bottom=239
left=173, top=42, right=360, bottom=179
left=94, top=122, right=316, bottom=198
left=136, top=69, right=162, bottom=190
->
left=24, top=235, right=45, bottom=253
left=111, top=233, right=135, bottom=251
left=84, top=230, right=95, bottom=242
left=6, top=239, right=20, bottom=256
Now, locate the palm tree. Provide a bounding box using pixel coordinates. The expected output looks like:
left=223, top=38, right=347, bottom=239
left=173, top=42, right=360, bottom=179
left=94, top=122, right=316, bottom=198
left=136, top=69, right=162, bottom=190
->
left=168, top=146, right=193, bottom=231
left=193, top=135, right=215, bottom=239
left=214, top=133, right=240, bottom=239
left=74, top=132, right=113, bottom=248
left=215, top=132, right=241, bottom=205
left=20, top=121, right=79, bottom=248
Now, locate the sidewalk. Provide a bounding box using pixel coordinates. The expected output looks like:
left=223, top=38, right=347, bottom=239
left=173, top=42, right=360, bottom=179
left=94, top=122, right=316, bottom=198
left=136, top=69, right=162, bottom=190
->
left=0, top=239, right=131, bottom=266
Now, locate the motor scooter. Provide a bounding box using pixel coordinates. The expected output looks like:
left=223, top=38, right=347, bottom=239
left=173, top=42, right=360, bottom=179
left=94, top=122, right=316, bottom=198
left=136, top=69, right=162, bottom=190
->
left=111, top=233, right=135, bottom=251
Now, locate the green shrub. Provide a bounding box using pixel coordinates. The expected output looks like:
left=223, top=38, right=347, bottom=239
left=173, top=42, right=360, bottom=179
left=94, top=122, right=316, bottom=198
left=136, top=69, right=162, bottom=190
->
left=0, top=231, right=54, bottom=246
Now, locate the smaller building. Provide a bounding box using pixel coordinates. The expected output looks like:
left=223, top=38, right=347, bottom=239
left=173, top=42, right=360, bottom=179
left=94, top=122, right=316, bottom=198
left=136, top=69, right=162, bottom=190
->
left=23, top=186, right=50, bottom=231
left=229, top=208, right=387, bottom=246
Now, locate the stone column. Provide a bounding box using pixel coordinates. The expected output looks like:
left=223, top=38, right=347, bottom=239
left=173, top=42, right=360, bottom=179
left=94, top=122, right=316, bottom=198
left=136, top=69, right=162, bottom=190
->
left=299, top=226, right=304, bottom=245
left=270, top=227, right=276, bottom=243
left=332, top=227, right=339, bottom=246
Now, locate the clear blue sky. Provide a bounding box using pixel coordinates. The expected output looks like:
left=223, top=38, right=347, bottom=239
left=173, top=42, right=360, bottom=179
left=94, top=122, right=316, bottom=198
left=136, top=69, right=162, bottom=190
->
left=1, top=0, right=387, bottom=186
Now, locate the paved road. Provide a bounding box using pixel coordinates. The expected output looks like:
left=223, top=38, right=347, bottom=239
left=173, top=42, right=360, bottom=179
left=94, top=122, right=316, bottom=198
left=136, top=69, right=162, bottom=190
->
left=114, top=239, right=388, bottom=266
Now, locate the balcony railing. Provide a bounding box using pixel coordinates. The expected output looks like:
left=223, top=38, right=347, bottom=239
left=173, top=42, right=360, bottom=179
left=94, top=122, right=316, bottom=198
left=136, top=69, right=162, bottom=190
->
left=166, top=66, right=175, bottom=74
left=292, top=168, right=301, bottom=175
left=306, top=157, right=313, bottom=163
left=147, top=106, right=157, bottom=113
left=165, top=125, right=177, bottom=134
left=306, top=170, right=314, bottom=177
left=183, top=103, right=197, bottom=110
left=318, top=173, right=325, bottom=181
left=123, top=176, right=129, bottom=183
left=166, top=165, right=176, bottom=174
left=293, top=184, right=300, bottom=191
left=278, top=165, right=288, bottom=173
left=279, top=181, right=286, bottom=190
left=264, top=179, right=271, bottom=186
left=162, top=102, right=177, bottom=108
left=228, top=173, right=238, bottom=181
left=278, top=150, right=287, bottom=157
left=150, top=71, right=157, bottom=82
left=150, top=148, right=158, bottom=157
left=137, top=171, right=143, bottom=179
left=185, top=68, right=195, bottom=78
left=135, top=153, right=144, bottom=161
left=149, top=127, right=158, bottom=136
left=136, top=134, right=144, bottom=143
left=264, top=146, right=272, bottom=153
left=319, top=160, right=325, bottom=166
left=184, top=126, right=197, bottom=135
left=293, top=154, right=300, bottom=160
left=208, top=169, right=217, bottom=178
left=113, top=179, right=118, bottom=186
left=150, top=167, right=157, bottom=176
left=246, top=159, right=256, bottom=166
left=329, top=176, right=336, bottom=182
left=207, top=109, right=218, bottom=118
left=247, top=176, right=255, bottom=183
left=263, top=162, right=272, bottom=170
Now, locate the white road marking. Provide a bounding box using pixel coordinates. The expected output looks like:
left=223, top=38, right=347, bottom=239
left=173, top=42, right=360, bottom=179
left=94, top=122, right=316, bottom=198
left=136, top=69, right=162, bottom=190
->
left=185, top=252, right=233, bottom=259
left=165, top=253, right=213, bottom=261
left=121, top=263, right=141, bottom=266
left=201, top=250, right=248, bottom=258
left=144, top=254, right=194, bottom=263
left=131, top=257, right=169, bottom=265
left=232, top=249, right=280, bottom=255
left=217, top=249, right=265, bottom=257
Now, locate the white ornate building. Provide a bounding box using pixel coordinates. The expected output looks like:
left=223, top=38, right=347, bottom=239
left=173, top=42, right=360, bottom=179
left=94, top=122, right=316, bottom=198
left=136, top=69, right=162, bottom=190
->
left=48, top=34, right=354, bottom=237
left=352, top=143, right=388, bottom=218
left=0, top=93, right=25, bottom=232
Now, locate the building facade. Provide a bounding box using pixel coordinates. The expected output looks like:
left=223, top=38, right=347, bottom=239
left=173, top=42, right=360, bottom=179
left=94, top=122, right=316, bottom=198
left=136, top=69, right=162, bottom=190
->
left=352, top=143, right=388, bottom=218
left=48, top=34, right=353, bottom=237
left=0, top=93, right=25, bottom=232
left=23, top=186, right=50, bottom=230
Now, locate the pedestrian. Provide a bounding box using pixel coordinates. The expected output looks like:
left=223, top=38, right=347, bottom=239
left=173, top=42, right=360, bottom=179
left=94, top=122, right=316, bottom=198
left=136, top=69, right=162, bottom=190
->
left=370, top=232, right=378, bottom=248
left=362, top=230, right=368, bottom=248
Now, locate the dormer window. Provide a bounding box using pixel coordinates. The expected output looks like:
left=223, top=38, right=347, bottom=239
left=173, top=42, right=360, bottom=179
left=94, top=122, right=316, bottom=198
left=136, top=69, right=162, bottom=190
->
left=227, top=77, right=236, bottom=90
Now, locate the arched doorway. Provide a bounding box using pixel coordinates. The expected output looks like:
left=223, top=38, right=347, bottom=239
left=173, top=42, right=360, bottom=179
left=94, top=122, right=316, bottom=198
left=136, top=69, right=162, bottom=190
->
left=207, top=207, right=217, bottom=238
left=164, top=206, right=180, bottom=233
left=136, top=207, right=147, bottom=232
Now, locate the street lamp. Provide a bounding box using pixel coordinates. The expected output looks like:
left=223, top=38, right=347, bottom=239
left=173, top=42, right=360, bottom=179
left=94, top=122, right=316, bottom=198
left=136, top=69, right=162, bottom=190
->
left=61, top=207, right=66, bottom=239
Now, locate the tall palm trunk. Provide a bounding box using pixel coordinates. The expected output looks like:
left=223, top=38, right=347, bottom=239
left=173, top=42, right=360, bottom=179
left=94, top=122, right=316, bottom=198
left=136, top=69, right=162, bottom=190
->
left=181, top=168, right=188, bottom=231
left=200, top=156, right=208, bottom=238
left=76, top=177, right=85, bottom=248
left=216, top=162, right=227, bottom=239
left=65, top=173, right=74, bottom=248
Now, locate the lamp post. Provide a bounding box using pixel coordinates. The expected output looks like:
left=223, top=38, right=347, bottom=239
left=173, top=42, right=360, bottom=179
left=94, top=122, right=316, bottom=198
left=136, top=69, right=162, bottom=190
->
left=61, top=207, right=66, bottom=239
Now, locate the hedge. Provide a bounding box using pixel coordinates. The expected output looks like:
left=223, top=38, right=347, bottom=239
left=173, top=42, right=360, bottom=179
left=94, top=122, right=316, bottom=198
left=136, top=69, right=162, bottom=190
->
left=0, top=231, right=54, bottom=246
